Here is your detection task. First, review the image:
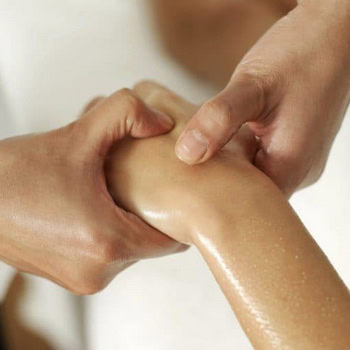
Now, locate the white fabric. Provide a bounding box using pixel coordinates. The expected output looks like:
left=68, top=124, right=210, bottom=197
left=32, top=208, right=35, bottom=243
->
left=0, top=41, right=17, bottom=303
left=0, top=0, right=349, bottom=349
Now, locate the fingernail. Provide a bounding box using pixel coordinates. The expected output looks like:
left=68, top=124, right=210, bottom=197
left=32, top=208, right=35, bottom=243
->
left=175, top=129, right=208, bottom=164
left=154, top=110, right=174, bottom=128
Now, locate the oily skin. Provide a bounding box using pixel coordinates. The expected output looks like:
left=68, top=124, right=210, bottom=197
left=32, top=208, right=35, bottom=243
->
left=0, top=89, right=186, bottom=295
left=105, top=82, right=258, bottom=244
left=106, top=81, right=350, bottom=349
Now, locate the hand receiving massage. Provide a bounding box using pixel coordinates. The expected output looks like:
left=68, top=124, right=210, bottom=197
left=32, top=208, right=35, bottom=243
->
left=101, top=81, right=348, bottom=349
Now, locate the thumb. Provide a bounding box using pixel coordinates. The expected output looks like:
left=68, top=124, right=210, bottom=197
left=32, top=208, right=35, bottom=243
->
left=175, top=71, right=265, bottom=164
left=78, top=88, right=174, bottom=160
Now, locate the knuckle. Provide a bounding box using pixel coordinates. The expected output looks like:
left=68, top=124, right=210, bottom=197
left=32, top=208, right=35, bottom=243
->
left=117, top=89, right=142, bottom=111
left=61, top=225, right=126, bottom=295
left=63, top=267, right=106, bottom=296
left=237, top=61, right=279, bottom=91
left=83, top=226, right=121, bottom=265
left=133, top=80, right=153, bottom=91
left=203, top=99, right=234, bottom=128
left=146, top=89, right=171, bottom=107
left=68, top=258, right=118, bottom=295
left=237, top=72, right=265, bottom=109
left=73, top=273, right=106, bottom=295
left=117, top=87, right=133, bottom=97
left=235, top=63, right=280, bottom=110
left=93, top=237, right=120, bottom=265
left=69, top=280, right=103, bottom=296
left=235, top=65, right=264, bottom=86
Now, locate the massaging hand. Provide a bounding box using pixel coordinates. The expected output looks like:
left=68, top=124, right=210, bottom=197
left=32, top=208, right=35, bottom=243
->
left=175, top=0, right=350, bottom=196
left=0, top=89, right=185, bottom=295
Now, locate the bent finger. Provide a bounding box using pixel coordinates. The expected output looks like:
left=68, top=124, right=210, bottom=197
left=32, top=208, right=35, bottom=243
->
left=133, top=80, right=198, bottom=119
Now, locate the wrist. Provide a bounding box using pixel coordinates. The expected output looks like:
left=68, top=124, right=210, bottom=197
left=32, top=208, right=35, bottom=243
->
left=190, top=167, right=280, bottom=248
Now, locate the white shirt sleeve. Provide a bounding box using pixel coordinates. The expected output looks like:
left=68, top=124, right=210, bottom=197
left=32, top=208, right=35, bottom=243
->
left=0, top=80, right=17, bottom=301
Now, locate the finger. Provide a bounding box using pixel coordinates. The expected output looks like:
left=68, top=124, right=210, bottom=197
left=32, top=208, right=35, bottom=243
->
left=133, top=80, right=198, bottom=119
left=175, top=71, right=266, bottom=164
left=78, top=88, right=174, bottom=159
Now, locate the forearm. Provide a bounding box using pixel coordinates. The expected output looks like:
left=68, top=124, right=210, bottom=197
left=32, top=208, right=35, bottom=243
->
left=106, top=81, right=350, bottom=348
left=109, top=131, right=350, bottom=348
left=193, top=178, right=350, bottom=349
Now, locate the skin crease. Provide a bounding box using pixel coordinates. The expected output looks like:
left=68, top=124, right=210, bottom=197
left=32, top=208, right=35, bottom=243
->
left=104, top=81, right=350, bottom=349
left=151, top=0, right=350, bottom=197
left=0, top=89, right=187, bottom=295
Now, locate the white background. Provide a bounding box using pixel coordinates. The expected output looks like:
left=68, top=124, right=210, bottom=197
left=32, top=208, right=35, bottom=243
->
left=0, top=1, right=349, bottom=349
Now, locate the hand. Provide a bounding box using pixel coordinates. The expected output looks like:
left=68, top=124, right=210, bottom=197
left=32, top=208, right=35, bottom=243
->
left=105, top=82, right=350, bottom=350
left=106, top=81, right=259, bottom=244
left=175, top=0, right=350, bottom=196
left=0, top=89, right=185, bottom=295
